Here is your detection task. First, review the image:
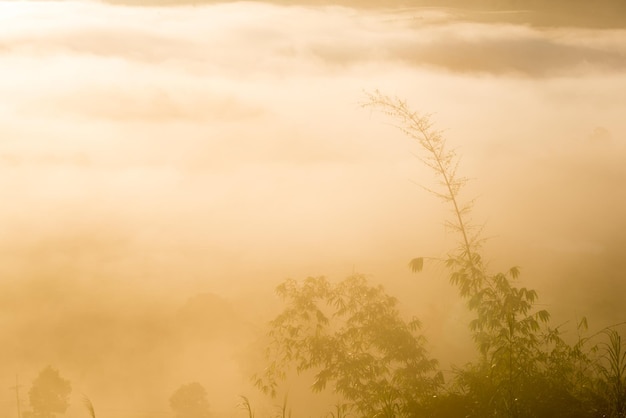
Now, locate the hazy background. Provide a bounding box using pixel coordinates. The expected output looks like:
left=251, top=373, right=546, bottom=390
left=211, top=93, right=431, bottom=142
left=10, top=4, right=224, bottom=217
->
left=1, top=1, right=625, bottom=416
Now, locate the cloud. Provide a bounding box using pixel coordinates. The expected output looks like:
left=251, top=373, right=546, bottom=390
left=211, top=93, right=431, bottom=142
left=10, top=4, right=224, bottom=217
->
left=4, top=3, right=625, bottom=79
left=0, top=1, right=624, bottom=284
left=397, top=35, right=626, bottom=77
left=44, top=85, right=264, bottom=122
left=305, top=20, right=626, bottom=76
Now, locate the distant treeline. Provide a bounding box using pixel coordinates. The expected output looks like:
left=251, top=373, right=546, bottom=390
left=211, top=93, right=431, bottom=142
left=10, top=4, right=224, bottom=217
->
left=102, top=0, right=626, bottom=27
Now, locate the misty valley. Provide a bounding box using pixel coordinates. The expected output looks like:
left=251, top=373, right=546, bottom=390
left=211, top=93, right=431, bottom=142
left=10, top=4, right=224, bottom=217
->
left=1, top=0, right=625, bottom=417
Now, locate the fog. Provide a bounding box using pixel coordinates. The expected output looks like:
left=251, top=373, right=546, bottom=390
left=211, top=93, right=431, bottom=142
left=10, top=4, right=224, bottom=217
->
left=1, top=1, right=625, bottom=417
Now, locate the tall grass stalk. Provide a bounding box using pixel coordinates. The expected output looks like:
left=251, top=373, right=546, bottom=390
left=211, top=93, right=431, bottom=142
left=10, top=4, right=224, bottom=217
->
left=82, top=395, right=95, bottom=418
left=239, top=395, right=255, bottom=418
left=363, top=90, right=485, bottom=296
left=599, top=329, right=626, bottom=417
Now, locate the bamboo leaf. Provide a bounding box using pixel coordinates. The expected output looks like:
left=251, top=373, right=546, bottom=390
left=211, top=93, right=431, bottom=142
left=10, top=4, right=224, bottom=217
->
left=408, top=257, right=424, bottom=273
left=578, top=316, right=588, bottom=332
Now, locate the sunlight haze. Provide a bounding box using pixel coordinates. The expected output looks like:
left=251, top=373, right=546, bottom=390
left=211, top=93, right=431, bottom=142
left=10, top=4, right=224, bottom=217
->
left=1, top=1, right=625, bottom=417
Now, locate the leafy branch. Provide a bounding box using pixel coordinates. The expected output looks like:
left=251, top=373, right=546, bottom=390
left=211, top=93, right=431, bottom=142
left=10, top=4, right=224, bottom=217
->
left=362, top=90, right=486, bottom=296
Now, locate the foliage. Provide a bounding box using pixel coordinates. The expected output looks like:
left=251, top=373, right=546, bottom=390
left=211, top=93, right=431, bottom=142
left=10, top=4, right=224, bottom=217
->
left=254, top=275, right=443, bottom=417
left=83, top=395, right=96, bottom=418
left=274, top=394, right=292, bottom=418
left=596, top=329, right=626, bottom=417
left=362, top=91, right=626, bottom=417
left=252, top=91, right=626, bottom=417
left=363, top=90, right=483, bottom=294
left=27, top=366, right=72, bottom=418
left=326, top=402, right=354, bottom=418
left=170, top=382, right=211, bottom=418
left=238, top=396, right=255, bottom=418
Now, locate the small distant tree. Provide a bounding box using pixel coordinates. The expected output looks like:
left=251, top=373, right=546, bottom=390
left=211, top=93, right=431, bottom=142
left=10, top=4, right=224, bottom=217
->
left=28, top=366, right=72, bottom=418
left=170, top=382, right=211, bottom=418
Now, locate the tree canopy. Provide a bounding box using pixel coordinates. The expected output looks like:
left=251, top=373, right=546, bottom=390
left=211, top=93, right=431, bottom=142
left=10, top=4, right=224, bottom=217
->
left=27, top=366, right=72, bottom=418
left=253, top=92, right=626, bottom=417
left=255, top=275, right=443, bottom=416
left=170, top=382, right=212, bottom=418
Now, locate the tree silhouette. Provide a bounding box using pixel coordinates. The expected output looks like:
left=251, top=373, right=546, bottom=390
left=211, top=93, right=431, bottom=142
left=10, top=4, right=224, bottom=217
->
left=255, top=275, right=443, bottom=416
left=253, top=91, right=626, bottom=417
left=170, top=382, right=211, bottom=418
left=27, top=366, right=71, bottom=418
left=362, top=91, right=620, bottom=417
